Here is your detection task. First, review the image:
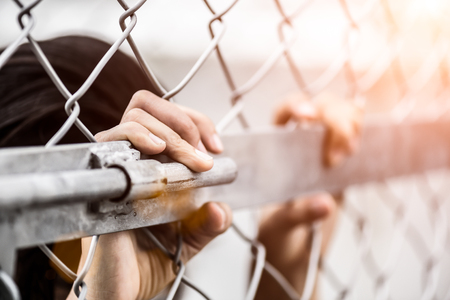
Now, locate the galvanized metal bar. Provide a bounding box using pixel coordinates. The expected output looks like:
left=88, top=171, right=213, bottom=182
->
left=0, top=118, right=448, bottom=251
left=0, top=141, right=136, bottom=175
left=0, top=168, right=128, bottom=209
left=1, top=190, right=198, bottom=248
left=207, top=117, right=450, bottom=209
left=0, top=158, right=237, bottom=209
left=0, top=225, right=17, bottom=276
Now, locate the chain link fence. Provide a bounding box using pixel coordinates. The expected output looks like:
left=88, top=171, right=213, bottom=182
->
left=1, top=0, right=450, bottom=299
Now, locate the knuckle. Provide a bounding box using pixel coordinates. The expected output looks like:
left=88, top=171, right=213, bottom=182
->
left=130, top=90, right=153, bottom=107
left=94, top=131, right=106, bottom=142
left=176, top=117, right=199, bottom=140
left=122, top=121, right=142, bottom=132
left=182, top=118, right=197, bottom=134
left=123, top=108, right=145, bottom=123
left=165, top=132, right=184, bottom=148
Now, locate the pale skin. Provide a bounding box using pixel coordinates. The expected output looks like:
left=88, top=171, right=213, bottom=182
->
left=67, top=90, right=232, bottom=300
left=256, top=91, right=363, bottom=299
left=66, top=90, right=362, bottom=300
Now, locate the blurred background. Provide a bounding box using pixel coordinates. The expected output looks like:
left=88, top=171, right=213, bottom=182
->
left=2, top=0, right=450, bottom=299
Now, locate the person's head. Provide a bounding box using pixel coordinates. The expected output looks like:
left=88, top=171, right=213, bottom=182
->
left=0, top=35, right=159, bottom=299
left=0, top=35, right=157, bottom=147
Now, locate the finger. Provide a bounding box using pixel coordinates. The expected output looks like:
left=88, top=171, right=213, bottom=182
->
left=181, top=202, right=232, bottom=253
left=318, top=96, right=363, bottom=167
left=268, top=194, right=335, bottom=231
left=122, top=108, right=214, bottom=172
left=179, top=105, right=224, bottom=154
left=95, top=121, right=166, bottom=155
left=324, top=104, right=363, bottom=167
left=273, top=93, right=317, bottom=125
left=124, top=90, right=201, bottom=148
left=273, top=100, right=318, bottom=125
left=325, top=121, right=357, bottom=167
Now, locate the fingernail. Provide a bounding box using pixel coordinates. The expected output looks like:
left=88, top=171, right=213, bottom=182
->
left=214, top=203, right=227, bottom=230
left=195, top=148, right=213, bottom=161
left=149, top=132, right=165, bottom=145
left=197, top=141, right=207, bottom=153
left=329, top=149, right=345, bottom=167
left=309, top=199, right=328, bottom=216
left=212, top=133, right=224, bottom=152
left=295, top=102, right=317, bottom=119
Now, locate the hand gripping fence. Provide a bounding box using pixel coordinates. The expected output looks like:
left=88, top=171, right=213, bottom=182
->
left=1, top=0, right=450, bottom=299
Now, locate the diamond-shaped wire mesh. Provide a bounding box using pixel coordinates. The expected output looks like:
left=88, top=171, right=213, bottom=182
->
left=1, top=0, right=450, bottom=299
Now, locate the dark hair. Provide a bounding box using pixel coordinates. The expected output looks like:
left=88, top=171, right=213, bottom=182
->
left=0, top=35, right=157, bottom=147
left=0, top=35, right=157, bottom=299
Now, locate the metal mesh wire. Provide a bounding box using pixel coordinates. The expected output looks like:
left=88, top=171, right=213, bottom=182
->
left=320, top=171, right=450, bottom=299
left=1, top=0, right=450, bottom=299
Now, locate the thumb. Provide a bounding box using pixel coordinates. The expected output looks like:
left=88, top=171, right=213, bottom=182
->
left=181, top=202, right=232, bottom=254
left=267, top=194, right=335, bottom=231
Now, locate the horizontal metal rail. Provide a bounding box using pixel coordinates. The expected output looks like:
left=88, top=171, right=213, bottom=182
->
left=209, top=116, right=450, bottom=209
left=0, top=117, right=450, bottom=274
left=0, top=168, right=128, bottom=208
left=0, top=158, right=237, bottom=209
